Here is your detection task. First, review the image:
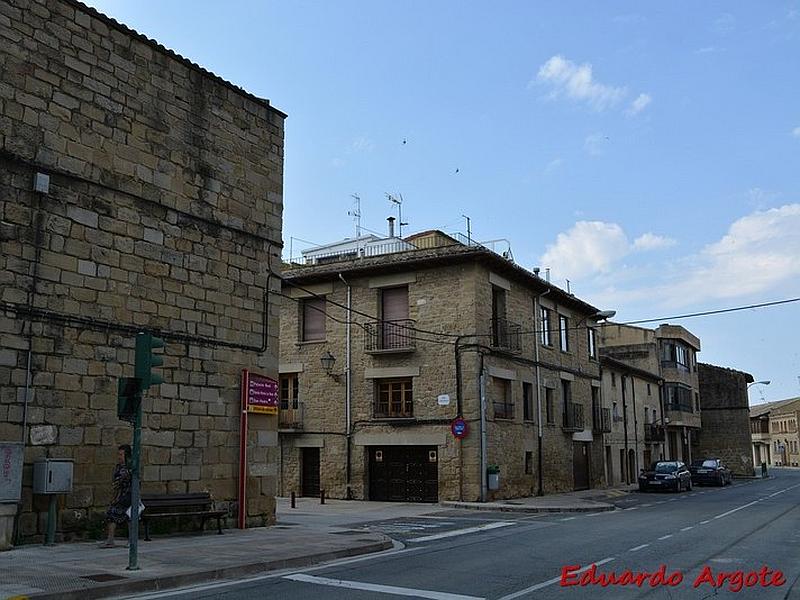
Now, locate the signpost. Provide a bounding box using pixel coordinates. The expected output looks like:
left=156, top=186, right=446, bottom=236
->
left=238, top=369, right=278, bottom=529
left=451, top=417, right=469, bottom=439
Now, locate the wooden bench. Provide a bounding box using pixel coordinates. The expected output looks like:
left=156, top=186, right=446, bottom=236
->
left=140, top=492, right=226, bottom=541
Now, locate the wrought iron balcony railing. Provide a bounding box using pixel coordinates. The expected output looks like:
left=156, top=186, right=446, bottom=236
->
left=563, top=402, right=585, bottom=432
left=491, top=317, right=522, bottom=353
left=364, top=319, right=416, bottom=352
left=592, top=407, right=611, bottom=433
left=278, top=402, right=304, bottom=430
left=644, top=423, right=665, bottom=442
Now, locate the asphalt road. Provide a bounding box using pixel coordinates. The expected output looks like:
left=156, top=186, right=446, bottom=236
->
left=122, top=469, right=800, bottom=600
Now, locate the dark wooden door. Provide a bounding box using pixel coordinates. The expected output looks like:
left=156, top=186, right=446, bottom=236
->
left=573, top=442, right=590, bottom=490
left=301, top=447, right=320, bottom=497
left=369, top=446, right=438, bottom=502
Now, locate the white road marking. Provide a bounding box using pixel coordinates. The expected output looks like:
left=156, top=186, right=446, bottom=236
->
left=560, top=516, right=577, bottom=521
left=407, top=521, right=514, bottom=543
left=641, top=503, right=653, bottom=507
left=624, top=506, right=639, bottom=511
left=657, top=534, right=673, bottom=540
left=680, top=526, right=694, bottom=532
left=584, top=512, right=604, bottom=517
left=497, top=558, right=615, bottom=600
left=699, top=520, right=711, bottom=524
left=629, top=544, right=650, bottom=552
left=120, top=544, right=422, bottom=599
left=713, top=500, right=760, bottom=520
left=285, top=574, right=484, bottom=600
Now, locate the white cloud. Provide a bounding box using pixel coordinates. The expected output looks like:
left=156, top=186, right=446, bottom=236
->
left=627, top=93, right=652, bottom=116
left=695, top=46, right=723, bottom=54
left=536, top=55, right=627, bottom=111
left=584, top=132, right=608, bottom=156
left=632, top=233, right=676, bottom=250
left=713, top=13, right=736, bottom=34
left=792, top=126, right=800, bottom=138
left=540, top=221, right=630, bottom=279
left=544, top=157, right=563, bottom=173
left=540, top=221, right=679, bottom=280
left=349, top=136, right=374, bottom=153
left=583, top=205, right=800, bottom=310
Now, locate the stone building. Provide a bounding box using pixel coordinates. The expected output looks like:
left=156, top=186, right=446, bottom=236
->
left=751, top=398, right=800, bottom=468
left=600, top=356, right=664, bottom=485
left=695, top=364, right=754, bottom=476
left=600, top=323, right=701, bottom=463
left=278, top=230, right=613, bottom=502
left=0, top=0, right=284, bottom=544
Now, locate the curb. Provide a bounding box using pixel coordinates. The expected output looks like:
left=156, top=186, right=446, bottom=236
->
left=440, top=501, right=615, bottom=513
left=21, top=537, right=393, bottom=600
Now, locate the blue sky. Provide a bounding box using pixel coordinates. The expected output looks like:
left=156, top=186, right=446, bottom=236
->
left=87, top=1, right=800, bottom=403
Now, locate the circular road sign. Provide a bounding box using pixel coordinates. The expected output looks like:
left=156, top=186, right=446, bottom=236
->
left=451, top=417, right=469, bottom=439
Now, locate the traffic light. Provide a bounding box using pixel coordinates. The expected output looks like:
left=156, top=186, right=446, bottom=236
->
left=117, top=377, right=141, bottom=422
left=134, top=332, right=164, bottom=389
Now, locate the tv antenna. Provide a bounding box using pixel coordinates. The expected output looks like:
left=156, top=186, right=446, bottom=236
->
left=386, top=193, right=408, bottom=237
left=462, top=214, right=471, bottom=244
left=348, top=194, right=362, bottom=237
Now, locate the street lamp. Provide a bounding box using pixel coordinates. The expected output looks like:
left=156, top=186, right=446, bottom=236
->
left=320, top=351, right=342, bottom=383
left=748, top=380, right=771, bottom=389
left=593, top=310, right=616, bottom=321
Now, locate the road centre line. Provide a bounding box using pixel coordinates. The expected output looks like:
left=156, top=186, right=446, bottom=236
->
left=285, top=574, right=484, bottom=600
left=497, top=558, right=615, bottom=600
left=657, top=534, right=673, bottom=540
left=699, top=520, right=711, bottom=524
left=680, top=526, right=694, bottom=531
left=407, top=521, right=514, bottom=543
left=560, top=517, right=577, bottom=521
left=629, top=544, right=650, bottom=552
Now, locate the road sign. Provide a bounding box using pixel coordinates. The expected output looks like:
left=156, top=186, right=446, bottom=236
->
left=451, top=417, right=469, bottom=439
left=437, top=394, right=451, bottom=406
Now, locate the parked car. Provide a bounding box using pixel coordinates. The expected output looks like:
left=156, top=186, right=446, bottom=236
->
left=638, top=461, right=692, bottom=492
left=689, top=458, right=733, bottom=486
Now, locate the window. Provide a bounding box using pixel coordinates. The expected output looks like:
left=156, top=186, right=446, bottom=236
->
left=652, top=408, right=657, bottom=424
left=523, top=382, right=534, bottom=421
left=694, top=392, right=700, bottom=412
left=647, top=383, right=652, bottom=396
left=540, top=307, right=552, bottom=346
left=664, top=383, right=693, bottom=412
left=611, top=372, right=617, bottom=387
left=561, top=379, right=572, bottom=410
left=301, top=297, right=326, bottom=341
left=545, top=387, right=554, bottom=424
left=375, top=379, right=413, bottom=418
left=379, top=286, right=410, bottom=349
left=588, top=328, right=597, bottom=359
left=493, top=378, right=514, bottom=420
left=559, top=315, right=569, bottom=352
left=613, top=401, right=620, bottom=421
left=525, top=451, right=533, bottom=475
left=280, top=373, right=299, bottom=410
left=591, top=386, right=601, bottom=428
left=491, top=286, right=507, bottom=347
left=661, top=340, right=691, bottom=371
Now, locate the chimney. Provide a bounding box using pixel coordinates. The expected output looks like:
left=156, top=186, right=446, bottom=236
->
left=387, top=216, right=396, bottom=238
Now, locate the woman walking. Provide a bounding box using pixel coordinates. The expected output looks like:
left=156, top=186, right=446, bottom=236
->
left=100, top=444, right=132, bottom=548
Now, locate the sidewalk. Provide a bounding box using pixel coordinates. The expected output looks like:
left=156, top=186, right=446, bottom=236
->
left=442, top=484, right=638, bottom=513
left=0, top=520, right=391, bottom=600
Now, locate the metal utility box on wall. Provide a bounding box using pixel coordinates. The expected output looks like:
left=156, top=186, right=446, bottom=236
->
left=33, top=459, right=74, bottom=494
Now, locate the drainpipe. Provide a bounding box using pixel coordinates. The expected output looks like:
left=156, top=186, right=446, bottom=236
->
left=631, top=373, right=639, bottom=476
left=533, top=289, right=550, bottom=496
left=622, top=375, right=629, bottom=483
left=338, top=274, right=353, bottom=499
left=479, top=352, right=487, bottom=503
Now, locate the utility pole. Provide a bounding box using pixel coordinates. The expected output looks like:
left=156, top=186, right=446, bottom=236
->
left=349, top=194, right=362, bottom=238
left=462, top=214, right=471, bottom=245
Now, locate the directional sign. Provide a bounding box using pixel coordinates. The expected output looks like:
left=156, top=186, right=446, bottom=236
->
left=451, top=417, right=469, bottom=439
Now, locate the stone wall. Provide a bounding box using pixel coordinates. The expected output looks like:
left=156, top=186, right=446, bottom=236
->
left=0, top=0, right=284, bottom=541
left=697, top=364, right=755, bottom=476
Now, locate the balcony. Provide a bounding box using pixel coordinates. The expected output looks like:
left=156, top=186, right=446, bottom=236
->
left=490, top=317, right=522, bottom=353
left=645, top=424, right=665, bottom=442
left=751, top=431, right=771, bottom=442
left=562, top=402, right=585, bottom=432
left=592, top=407, right=611, bottom=434
left=278, top=402, right=304, bottom=430
left=364, top=319, right=416, bottom=353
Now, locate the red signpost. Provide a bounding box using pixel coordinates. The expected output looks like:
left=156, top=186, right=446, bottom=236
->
left=238, top=369, right=278, bottom=529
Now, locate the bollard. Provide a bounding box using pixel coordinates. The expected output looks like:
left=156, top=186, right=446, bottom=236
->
left=320, top=489, right=325, bottom=505
left=290, top=491, right=296, bottom=508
